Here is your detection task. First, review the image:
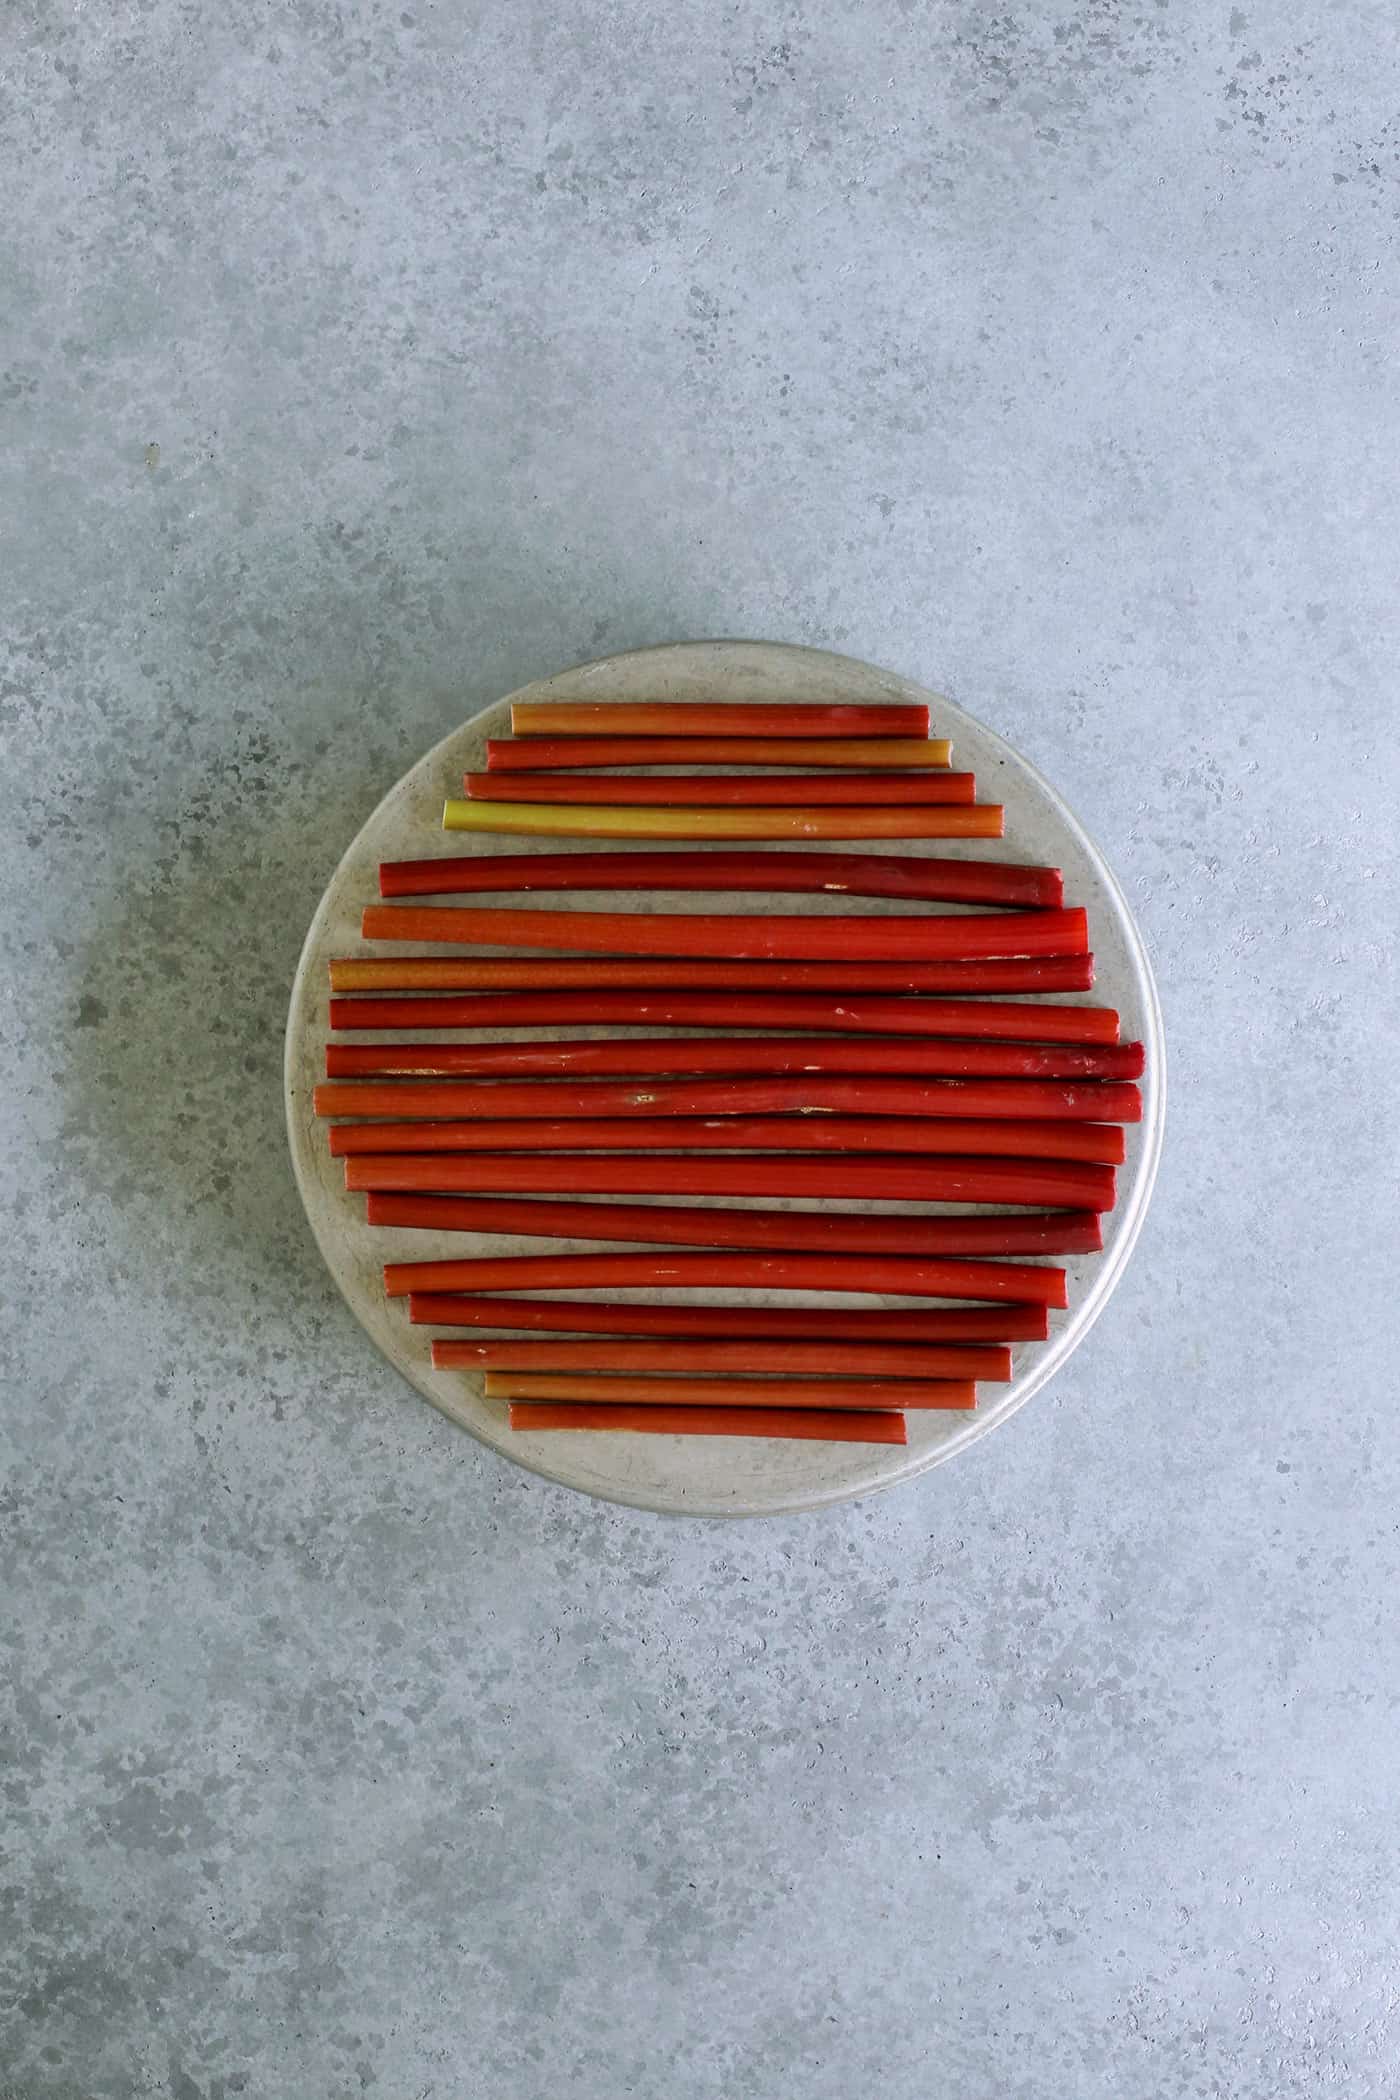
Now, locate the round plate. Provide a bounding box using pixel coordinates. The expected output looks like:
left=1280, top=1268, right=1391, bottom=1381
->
left=285, top=642, right=1164, bottom=1516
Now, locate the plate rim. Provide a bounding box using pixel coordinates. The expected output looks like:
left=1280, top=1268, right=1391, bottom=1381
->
left=284, top=639, right=1166, bottom=1517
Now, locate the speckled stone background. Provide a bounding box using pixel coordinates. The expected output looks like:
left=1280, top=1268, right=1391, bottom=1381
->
left=3, top=4, right=1398, bottom=2095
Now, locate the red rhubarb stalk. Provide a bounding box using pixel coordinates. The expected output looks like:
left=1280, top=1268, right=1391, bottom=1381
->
left=370, top=1191, right=1104, bottom=1258
left=361, top=903, right=1085, bottom=959
left=346, top=1152, right=1115, bottom=1209
left=382, top=1249, right=1068, bottom=1305
left=332, top=954, right=1091, bottom=994
left=487, top=735, right=953, bottom=770
left=506, top=1402, right=910, bottom=1443
left=330, top=991, right=1117, bottom=1041
left=327, top=1039, right=1142, bottom=1082
left=378, top=848, right=1063, bottom=908
left=509, top=701, right=932, bottom=737
left=316, top=1070, right=1143, bottom=1119
left=463, top=771, right=977, bottom=806
left=332, top=1116, right=1125, bottom=1164
left=408, top=1295, right=1052, bottom=1341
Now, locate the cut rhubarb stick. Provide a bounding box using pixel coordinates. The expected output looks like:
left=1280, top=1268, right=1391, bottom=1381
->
left=507, top=1401, right=909, bottom=1443
left=463, top=771, right=978, bottom=806
left=486, top=735, right=954, bottom=771
left=362, top=902, right=1084, bottom=959
left=409, top=1294, right=1052, bottom=1341
left=382, top=1249, right=1067, bottom=1305
left=440, top=800, right=1004, bottom=842
left=332, top=957, right=1093, bottom=998
left=509, top=701, right=932, bottom=738
left=378, top=848, right=1063, bottom=908
left=316, top=1070, right=1143, bottom=1120
left=333, top=1116, right=1124, bottom=1164
left=328, top=1039, right=1142, bottom=1082
left=347, top=1152, right=1116, bottom=1209
left=488, top=1372, right=970, bottom=1411
left=330, top=991, right=1118, bottom=1042
left=371, top=1191, right=1103, bottom=1257
left=437, top=1337, right=1008, bottom=1379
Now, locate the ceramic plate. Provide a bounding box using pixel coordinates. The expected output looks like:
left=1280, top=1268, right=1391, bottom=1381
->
left=285, top=642, right=1164, bottom=1515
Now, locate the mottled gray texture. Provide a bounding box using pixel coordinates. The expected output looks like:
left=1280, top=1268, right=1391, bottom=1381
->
left=1, top=1, right=1397, bottom=2094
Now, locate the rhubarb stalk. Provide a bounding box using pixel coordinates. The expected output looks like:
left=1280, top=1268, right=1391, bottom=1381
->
left=330, top=954, right=1094, bottom=994
left=377, top=848, right=1063, bottom=908
left=346, top=1152, right=1116, bottom=1209
left=436, top=1337, right=1008, bottom=1379
left=506, top=1402, right=910, bottom=1443
left=327, top=1039, right=1142, bottom=1082
left=329, top=992, right=1118, bottom=1042
left=440, top=800, right=1004, bottom=842
left=368, top=1191, right=1104, bottom=1258
left=331, top=1115, right=1125, bottom=1164
left=361, top=903, right=1085, bottom=959
left=382, top=1249, right=1068, bottom=1306
left=315, top=1069, right=1144, bottom=1119
left=487, top=1372, right=972, bottom=1411
left=486, top=736, right=953, bottom=771
left=408, top=1295, right=1052, bottom=1341
left=509, top=701, right=933, bottom=737
left=463, top=771, right=977, bottom=805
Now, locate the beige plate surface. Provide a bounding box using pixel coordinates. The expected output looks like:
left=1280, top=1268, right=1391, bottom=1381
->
left=285, top=642, right=1165, bottom=1516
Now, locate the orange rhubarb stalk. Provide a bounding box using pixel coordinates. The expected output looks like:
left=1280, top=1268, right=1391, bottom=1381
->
left=488, top=1372, right=972, bottom=1411
left=506, top=1402, right=910, bottom=1443
left=435, top=1337, right=1008, bottom=1380
left=508, top=701, right=933, bottom=737
left=360, top=903, right=1085, bottom=960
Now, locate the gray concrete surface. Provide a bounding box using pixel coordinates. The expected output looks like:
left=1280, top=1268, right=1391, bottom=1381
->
left=3, top=3, right=1398, bottom=2094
